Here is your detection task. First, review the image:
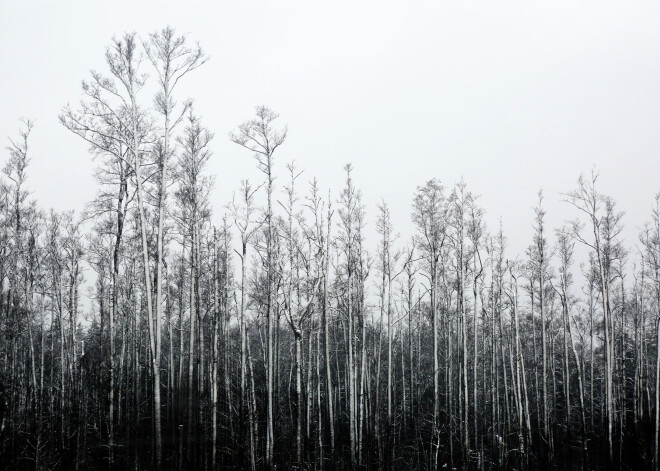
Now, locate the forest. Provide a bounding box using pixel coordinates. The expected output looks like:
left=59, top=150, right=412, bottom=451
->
left=1, top=27, right=659, bottom=471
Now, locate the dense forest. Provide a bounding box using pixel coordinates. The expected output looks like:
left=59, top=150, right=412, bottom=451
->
left=1, top=27, right=659, bottom=471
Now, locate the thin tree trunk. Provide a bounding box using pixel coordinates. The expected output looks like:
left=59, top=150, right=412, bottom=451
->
left=187, top=224, right=197, bottom=463
left=212, top=230, right=219, bottom=470
left=323, top=203, right=335, bottom=460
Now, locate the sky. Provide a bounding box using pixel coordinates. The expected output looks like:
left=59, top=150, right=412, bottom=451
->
left=2, top=0, right=660, bottom=266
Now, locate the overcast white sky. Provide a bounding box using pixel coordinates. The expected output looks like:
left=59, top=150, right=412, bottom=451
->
left=2, top=1, right=660, bottom=261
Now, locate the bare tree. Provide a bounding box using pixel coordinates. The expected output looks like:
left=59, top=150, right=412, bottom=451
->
left=230, top=106, right=286, bottom=470
left=412, top=179, right=446, bottom=468
left=144, top=28, right=206, bottom=464
left=229, top=179, right=262, bottom=466
left=642, top=194, right=660, bottom=468
left=564, top=171, right=624, bottom=463
left=337, top=163, right=362, bottom=469
left=526, top=190, right=553, bottom=459
left=554, top=227, right=587, bottom=465
left=174, top=109, right=213, bottom=465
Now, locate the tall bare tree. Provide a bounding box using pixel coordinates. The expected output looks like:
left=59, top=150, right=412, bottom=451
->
left=565, top=171, right=624, bottom=463
left=412, top=179, right=446, bottom=468
left=642, top=194, right=660, bottom=468
left=231, top=106, right=286, bottom=470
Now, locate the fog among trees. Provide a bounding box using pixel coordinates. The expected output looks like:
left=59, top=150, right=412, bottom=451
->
left=2, top=26, right=660, bottom=471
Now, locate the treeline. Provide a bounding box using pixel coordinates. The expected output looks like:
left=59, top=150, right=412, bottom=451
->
left=1, top=27, right=659, bottom=471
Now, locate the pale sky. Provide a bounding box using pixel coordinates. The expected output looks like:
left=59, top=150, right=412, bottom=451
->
left=2, top=1, right=660, bottom=262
